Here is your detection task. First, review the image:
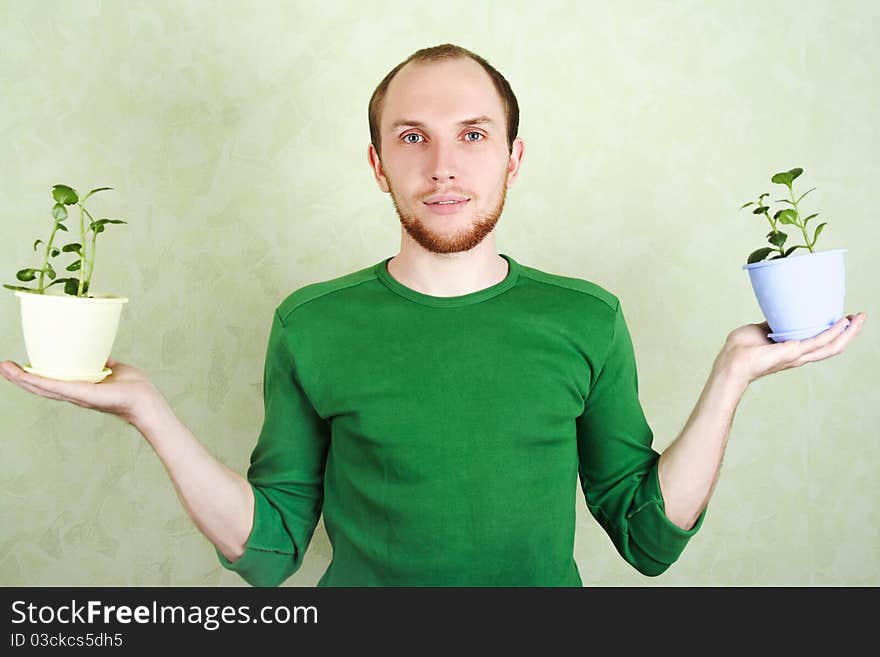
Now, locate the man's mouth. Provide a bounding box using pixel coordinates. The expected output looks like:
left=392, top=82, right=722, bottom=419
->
left=423, top=194, right=470, bottom=205
left=423, top=198, right=470, bottom=214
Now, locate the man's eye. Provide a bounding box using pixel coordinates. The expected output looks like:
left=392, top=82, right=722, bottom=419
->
left=400, top=132, right=485, bottom=144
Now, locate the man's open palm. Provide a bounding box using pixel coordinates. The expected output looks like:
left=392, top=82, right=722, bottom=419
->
left=724, top=312, right=867, bottom=384
left=0, top=358, right=157, bottom=424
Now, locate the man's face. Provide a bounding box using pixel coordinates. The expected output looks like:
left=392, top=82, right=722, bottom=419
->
left=368, top=57, right=523, bottom=255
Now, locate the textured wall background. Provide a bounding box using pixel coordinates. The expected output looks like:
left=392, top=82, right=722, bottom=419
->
left=1, top=0, right=877, bottom=586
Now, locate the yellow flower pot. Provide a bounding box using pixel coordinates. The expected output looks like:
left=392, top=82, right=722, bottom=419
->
left=14, top=290, right=128, bottom=382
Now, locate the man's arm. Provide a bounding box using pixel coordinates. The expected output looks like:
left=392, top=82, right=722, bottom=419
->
left=656, top=350, right=747, bottom=531
left=1, top=301, right=337, bottom=586
left=0, top=358, right=255, bottom=563
left=131, top=390, right=254, bottom=562
left=657, top=312, right=865, bottom=531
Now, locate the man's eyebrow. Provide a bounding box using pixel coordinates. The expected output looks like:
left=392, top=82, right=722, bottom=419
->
left=390, top=116, right=495, bottom=130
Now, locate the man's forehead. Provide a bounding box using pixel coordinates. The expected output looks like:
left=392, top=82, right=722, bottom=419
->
left=382, top=59, right=503, bottom=133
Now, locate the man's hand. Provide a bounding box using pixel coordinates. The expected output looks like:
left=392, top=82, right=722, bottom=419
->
left=0, top=358, right=161, bottom=426
left=658, top=311, right=866, bottom=528
left=720, top=312, right=867, bottom=385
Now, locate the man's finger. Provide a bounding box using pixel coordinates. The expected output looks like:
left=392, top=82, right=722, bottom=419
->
left=14, top=369, right=86, bottom=400
left=796, top=316, right=851, bottom=353
left=0, top=362, right=22, bottom=378
left=8, top=376, right=69, bottom=402
left=770, top=317, right=848, bottom=365
left=795, top=314, right=865, bottom=366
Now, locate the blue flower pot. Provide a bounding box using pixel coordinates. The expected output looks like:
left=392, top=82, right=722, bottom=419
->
left=742, top=248, right=847, bottom=342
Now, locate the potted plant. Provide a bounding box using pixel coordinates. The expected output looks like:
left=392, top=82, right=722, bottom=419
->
left=740, top=167, right=847, bottom=343
left=4, top=184, right=128, bottom=382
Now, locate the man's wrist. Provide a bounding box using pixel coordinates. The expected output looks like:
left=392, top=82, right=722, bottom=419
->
left=128, top=386, right=172, bottom=436
left=713, top=346, right=751, bottom=395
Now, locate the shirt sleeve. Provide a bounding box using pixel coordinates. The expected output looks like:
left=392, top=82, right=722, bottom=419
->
left=216, top=307, right=331, bottom=587
left=576, top=300, right=706, bottom=576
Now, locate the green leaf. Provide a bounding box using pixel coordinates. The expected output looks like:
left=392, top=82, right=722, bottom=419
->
left=62, top=242, right=82, bottom=254
left=771, top=167, right=803, bottom=186
left=759, top=193, right=769, bottom=202
left=752, top=205, right=769, bottom=214
left=740, top=201, right=755, bottom=209
left=81, top=186, right=113, bottom=203
left=49, top=248, right=60, bottom=257
left=748, top=247, right=774, bottom=264
left=46, top=264, right=56, bottom=279
left=91, top=218, right=126, bottom=230
left=56, top=223, right=68, bottom=232
left=803, top=212, right=819, bottom=227
left=769, top=254, right=786, bottom=260
left=784, top=245, right=809, bottom=256
left=45, top=277, right=80, bottom=295
left=795, top=187, right=816, bottom=204
left=774, top=198, right=795, bottom=206
left=3, top=283, right=38, bottom=292
left=52, top=202, right=68, bottom=222
left=16, top=268, right=37, bottom=281
left=768, top=230, right=788, bottom=247
left=66, top=259, right=82, bottom=272
left=52, top=184, right=79, bottom=205
left=33, top=239, right=44, bottom=251
left=777, top=209, right=799, bottom=225
left=811, top=222, right=827, bottom=247
left=45, top=277, right=75, bottom=290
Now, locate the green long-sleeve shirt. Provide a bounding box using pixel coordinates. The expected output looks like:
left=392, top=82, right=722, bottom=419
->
left=217, top=253, right=705, bottom=586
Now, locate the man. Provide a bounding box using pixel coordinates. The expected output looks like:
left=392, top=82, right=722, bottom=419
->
left=0, top=44, right=866, bottom=586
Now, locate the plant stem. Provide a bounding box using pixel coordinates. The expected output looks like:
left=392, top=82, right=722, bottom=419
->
left=789, top=185, right=814, bottom=253
left=761, top=207, right=784, bottom=257
left=37, top=222, right=61, bottom=293
left=82, top=206, right=98, bottom=292
left=77, top=204, right=86, bottom=296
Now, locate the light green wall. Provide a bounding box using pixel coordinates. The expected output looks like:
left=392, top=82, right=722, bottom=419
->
left=1, top=0, right=877, bottom=586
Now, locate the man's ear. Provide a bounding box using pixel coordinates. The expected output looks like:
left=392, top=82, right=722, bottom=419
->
left=506, top=137, right=525, bottom=189
left=368, top=143, right=390, bottom=193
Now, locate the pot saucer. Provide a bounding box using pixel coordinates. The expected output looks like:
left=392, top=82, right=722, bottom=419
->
left=22, top=365, right=112, bottom=383
left=767, top=320, right=850, bottom=342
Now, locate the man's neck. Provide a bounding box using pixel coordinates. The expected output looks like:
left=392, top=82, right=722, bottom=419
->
left=386, top=249, right=509, bottom=297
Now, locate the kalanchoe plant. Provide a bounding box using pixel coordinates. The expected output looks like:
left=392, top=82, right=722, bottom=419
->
left=3, top=184, right=126, bottom=296
left=740, top=167, right=828, bottom=264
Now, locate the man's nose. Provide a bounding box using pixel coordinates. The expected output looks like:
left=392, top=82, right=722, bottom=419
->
left=429, top=142, right=457, bottom=181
